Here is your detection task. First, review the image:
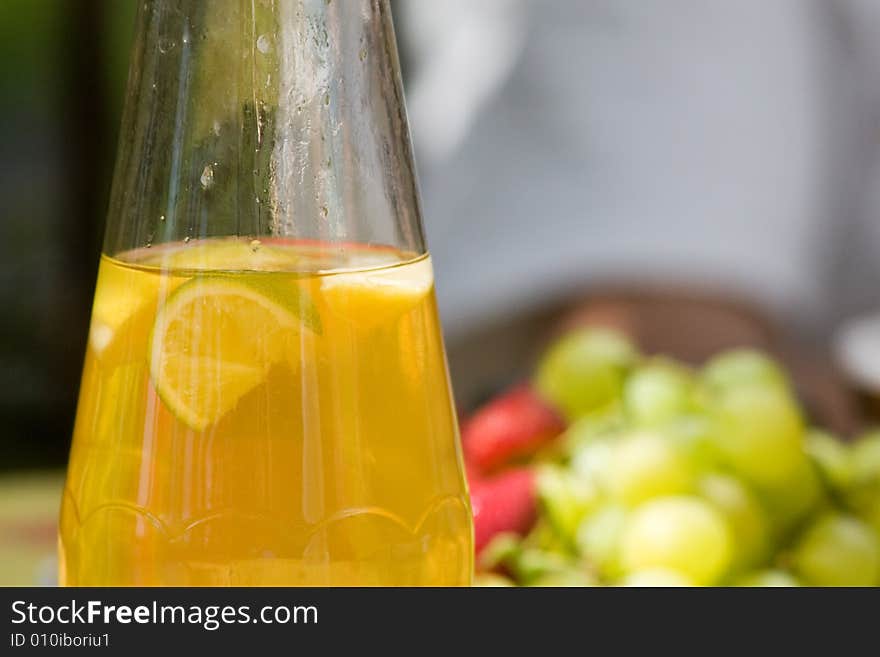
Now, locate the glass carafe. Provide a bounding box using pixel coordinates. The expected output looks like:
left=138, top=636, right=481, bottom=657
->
left=59, top=0, right=472, bottom=586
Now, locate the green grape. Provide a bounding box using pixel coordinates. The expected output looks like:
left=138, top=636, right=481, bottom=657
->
left=473, top=573, right=517, bottom=587
left=620, top=569, right=694, bottom=587
left=535, top=328, right=638, bottom=420
left=531, top=570, right=598, bottom=587
left=478, top=533, right=522, bottom=572
left=792, top=513, right=880, bottom=586
left=521, top=519, right=569, bottom=553
left=734, top=570, right=800, bottom=587
left=843, top=433, right=880, bottom=534
left=851, top=432, right=880, bottom=485
left=698, top=473, right=768, bottom=571
left=620, top=496, right=732, bottom=585
left=710, top=386, right=805, bottom=487
left=510, top=548, right=577, bottom=586
left=537, top=465, right=601, bottom=544
left=701, top=349, right=788, bottom=394
left=663, top=413, right=720, bottom=470
left=757, top=455, right=823, bottom=535
left=804, top=430, right=853, bottom=492
left=607, top=432, right=694, bottom=506
left=561, top=409, right=625, bottom=455
left=624, top=360, right=694, bottom=425
left=575, top=505, right=628, bottom=579
left=570, top=439, right=616, bottom=491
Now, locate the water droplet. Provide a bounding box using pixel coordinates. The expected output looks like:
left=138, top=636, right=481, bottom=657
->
left=158, top=38, right=176, bottom=54
left=159, top=214, right=166, bottom=222
left=200, top=164, right=215, bottom=189
left=257, top=34, right=272, bottom=54
left=323, top=93, right=330, bottom=106
left=359, top=48, right=367, bottom=62
left=320, top=205, right=329, bottom=218
left=184, top=236, right=191, bottom=244
left=212, top=120, right=221, bottom=136
left=250, top=239, right=262, bottom=252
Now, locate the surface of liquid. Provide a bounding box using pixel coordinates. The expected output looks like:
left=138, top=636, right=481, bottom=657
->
left=60, top=239, right=472, bottom=585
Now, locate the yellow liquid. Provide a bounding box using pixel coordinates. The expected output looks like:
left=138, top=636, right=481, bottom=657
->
left=60, top=239, right=472, bottom=585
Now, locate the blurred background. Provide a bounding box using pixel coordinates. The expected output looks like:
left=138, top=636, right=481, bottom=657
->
left=2, top=0, right=880, bottom=583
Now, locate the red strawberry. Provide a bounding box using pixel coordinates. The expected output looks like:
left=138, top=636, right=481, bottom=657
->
left=470, top=468, right=537, bottom=553
left=462, top=385, right=565, bottom=474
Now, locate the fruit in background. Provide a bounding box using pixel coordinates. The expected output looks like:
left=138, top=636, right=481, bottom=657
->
left=462, top=385, right=565, bottom=474
left=575, top=504, right=628, bottom=579
left=473, top=573, right=516, bottom=587
left=756, top=455, right=823, bottom=535
left=569, top=440, right=616, bottom=492
left=470, top=468, right=538, bottom=553
left=698, top=473, right=768, bottom=571
left=620, top=496, right=732, bottom=585
left=733, top=570, right=799, bottom=587
left=709, top=385, right=805, bottom=487
left=508, top=548, right=580, bottom=585
left=621, top=569, right=694, bottom=587
left=851, top=431, right=880, bottom=486
left=606, top=432, right=694, bottom=506
left=624, top=360, right=694, bottom=425
left=535, top=328, right=637, bottom=420
left=531, top=570, right=597, bottom=587
left=701, top=349, right=788, bottom=395
left=805, top=430, right=853, bottom=493
left=792, top=513, right=880, bottom=586
left=472, top=328, right=880, bottom=586
left=536, top=466, right=600, bottom=546
left=845, top=432, right=880, bottom=533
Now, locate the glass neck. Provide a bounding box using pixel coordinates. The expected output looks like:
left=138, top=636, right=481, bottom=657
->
left=105, top=0, right=425, bottom=257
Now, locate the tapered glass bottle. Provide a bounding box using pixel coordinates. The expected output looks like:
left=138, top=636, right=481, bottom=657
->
left=60, top=0, right=472, bottom=586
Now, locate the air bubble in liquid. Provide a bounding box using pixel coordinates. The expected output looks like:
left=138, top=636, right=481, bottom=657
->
left=257, top=34, right=272, bottom=54
left=200, top=164, right=215, bottom=189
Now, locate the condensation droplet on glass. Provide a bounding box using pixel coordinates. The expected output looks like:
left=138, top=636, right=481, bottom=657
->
left=250, top=239, right=261, bottom=252
left=320, top=205, right=329, bottom=218
left=184, top=236, right=191, bottom=244
left=200, top=164, right=215, bottom=189
left=359, top=48, right=367, bottom=62
left=256, top=34, right=272, bottom=54
left=159, top=214, right=166, bottom=222
left=323, top=93, right=330, bottom=106
left=158, top=38, right=175, bottom=54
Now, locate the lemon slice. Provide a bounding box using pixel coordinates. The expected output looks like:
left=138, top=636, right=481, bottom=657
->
left=156, top=239, right=300, bottom=272
left=89, top=258, right=182, bottom=365
left=320, top=256, right=433, bottom=328
left=149, top=278, right=303, bottom=431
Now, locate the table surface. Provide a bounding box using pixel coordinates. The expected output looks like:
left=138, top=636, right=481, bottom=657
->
left=0, top=471, right=63, bottom=586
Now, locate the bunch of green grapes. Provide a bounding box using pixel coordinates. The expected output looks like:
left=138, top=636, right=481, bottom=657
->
left=480, top=329, right=880, bottom=587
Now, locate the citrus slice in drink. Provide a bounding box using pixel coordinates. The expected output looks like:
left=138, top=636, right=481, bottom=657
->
left=320, top=256, right=433, bottom=328
left=149, top=277, right=304, bottom=431
left=159, top=239, right=300, bottom=272
left=88, top=258, right=183, bottom=365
